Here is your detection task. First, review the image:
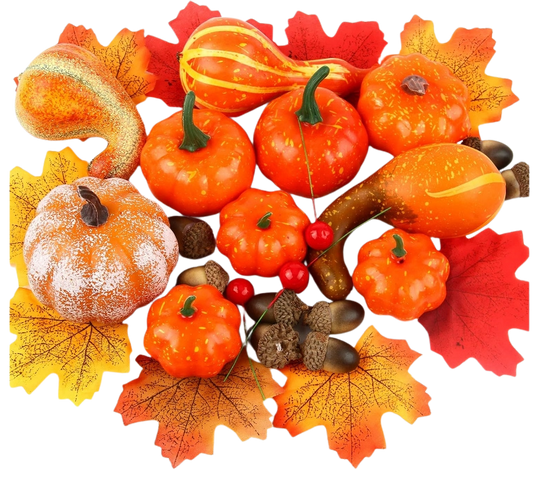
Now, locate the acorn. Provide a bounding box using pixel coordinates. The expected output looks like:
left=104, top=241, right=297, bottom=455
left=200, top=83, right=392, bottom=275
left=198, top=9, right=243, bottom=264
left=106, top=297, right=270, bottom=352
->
left=168, top=216, right=216, bottom=259
left=250, top=323, right=302, bottom=369
left=462, top=137, right=513, bottom=170
left=302, top=332, right=359, bottom=373
left=245, top=290, right=308, bottom=327
left=176, top=260, right=229, bottom=294
left=502, top=162, right=529, bottom=200
left=303, top=300, right=364, bottom=335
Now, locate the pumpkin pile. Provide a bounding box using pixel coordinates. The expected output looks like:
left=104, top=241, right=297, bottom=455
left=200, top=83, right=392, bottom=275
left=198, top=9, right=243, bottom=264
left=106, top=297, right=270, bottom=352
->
left=12, top=8, right=528, bottom=376
left=8, top=4, right=530, bottom=473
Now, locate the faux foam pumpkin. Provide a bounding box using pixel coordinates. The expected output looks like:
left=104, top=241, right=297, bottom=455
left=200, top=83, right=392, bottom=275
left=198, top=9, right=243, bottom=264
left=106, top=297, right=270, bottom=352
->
left=23, top=177, right=179, bottom=325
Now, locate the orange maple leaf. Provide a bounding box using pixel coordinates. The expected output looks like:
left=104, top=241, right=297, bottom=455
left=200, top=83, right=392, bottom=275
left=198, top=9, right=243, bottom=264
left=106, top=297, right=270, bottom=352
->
left=115, top=354, right=283, bottom=468
left=399, top=15, right=518, bottom=134
left=58, top=24, right=157, bottom=105
left=273, top=326, right=431, bottom=468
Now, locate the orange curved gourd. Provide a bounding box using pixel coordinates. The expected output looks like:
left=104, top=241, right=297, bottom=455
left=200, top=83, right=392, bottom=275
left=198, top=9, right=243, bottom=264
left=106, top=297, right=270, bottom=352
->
left=308, top=143, right=506, bottom=300
left=180, top=17, right=371, bottom=116
left=15, top=44, right=146, bottom=179
left=23, top=177, right=179, bottom=325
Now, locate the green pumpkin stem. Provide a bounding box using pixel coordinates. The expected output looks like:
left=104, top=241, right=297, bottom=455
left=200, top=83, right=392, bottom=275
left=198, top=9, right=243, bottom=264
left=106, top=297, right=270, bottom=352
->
left=181, top=295, right=197, bottom=317
left=179, top=91, right=211, bottom=152
left=295, top=65, right=330, bottom=125
left=391, top=234, right=407, bottom=259
left=257, top=212, right=273, bottom=229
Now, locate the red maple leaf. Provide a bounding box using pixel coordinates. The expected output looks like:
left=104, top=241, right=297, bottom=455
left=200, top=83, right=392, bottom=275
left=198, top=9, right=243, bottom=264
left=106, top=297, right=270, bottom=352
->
left=145, top=3, right=385, bottom=108
left=278, top=11, right=386, bottom=69
left=419, top=229, right=529, bottom=376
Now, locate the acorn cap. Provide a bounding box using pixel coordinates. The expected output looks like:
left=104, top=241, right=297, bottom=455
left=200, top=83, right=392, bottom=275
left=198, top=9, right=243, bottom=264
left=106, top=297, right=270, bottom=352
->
left=304, top=301, right=332, bottom=335
left=272, top=289, right=308, bottom=327
left=183, top=221, right=216, bottom=262
left=503, top=162, right=530, bottom=199
left=302, top=331, right=329, bottom=371
left=176, top=260, right=229, bottom=294
left=204, top=260, right=229, bottom=294
left=256, top=323, right=302, bottom=369
left=462, top=136, right=482, bottom=151
left=168, top=216, right=216, bottom=259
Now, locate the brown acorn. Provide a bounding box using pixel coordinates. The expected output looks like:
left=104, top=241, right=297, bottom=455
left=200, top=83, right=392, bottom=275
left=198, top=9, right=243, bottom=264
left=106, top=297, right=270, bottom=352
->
left=502, top=162, right=529, bottom=200
left=168, top=216, right=216, bottom=259
left=462, top=137, right=513, bottom=170
left=245, top=290, right=308, bottom=327
left=303, top=300, right=364, bottom=335
left=250, top=323, right=302, bottom=369
left=176, top=260, right=229, bottom=294
left=302, top=332, right=359, bottom=373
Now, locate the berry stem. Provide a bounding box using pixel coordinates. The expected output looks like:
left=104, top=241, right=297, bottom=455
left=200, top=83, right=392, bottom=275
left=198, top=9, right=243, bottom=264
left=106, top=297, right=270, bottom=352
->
left=224, top=289, right=285, bottom=382
left=307, top=207, right=392, bottom=268
left=298, top=118, right=317, bottom=221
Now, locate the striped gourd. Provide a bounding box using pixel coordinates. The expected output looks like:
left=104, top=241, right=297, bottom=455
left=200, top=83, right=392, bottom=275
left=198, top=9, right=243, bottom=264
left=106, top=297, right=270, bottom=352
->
left=179, top=17, right=371, bottom=116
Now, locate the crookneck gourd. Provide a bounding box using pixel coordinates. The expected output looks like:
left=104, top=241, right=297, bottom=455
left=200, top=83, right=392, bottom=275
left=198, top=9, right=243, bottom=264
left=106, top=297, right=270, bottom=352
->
left=15, top=43, right=146, bottom=179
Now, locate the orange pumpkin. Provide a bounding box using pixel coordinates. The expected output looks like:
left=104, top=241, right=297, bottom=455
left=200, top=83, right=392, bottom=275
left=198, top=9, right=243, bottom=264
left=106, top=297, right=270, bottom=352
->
left=23, top=177, right=179, bottom=325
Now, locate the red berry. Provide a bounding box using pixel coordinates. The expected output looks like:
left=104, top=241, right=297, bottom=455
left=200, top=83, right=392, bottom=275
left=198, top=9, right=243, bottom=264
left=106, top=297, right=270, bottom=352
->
left=305, top=221, right=334, bottom=250
left=279, top=261, right=309, bottom=293
left=225, top=278, right=255, bottom=305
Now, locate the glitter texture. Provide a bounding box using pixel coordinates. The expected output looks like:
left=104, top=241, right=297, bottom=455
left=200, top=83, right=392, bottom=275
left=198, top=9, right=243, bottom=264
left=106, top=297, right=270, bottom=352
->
left=23, top=177, right=179, bottom=324
left=15, top=43, right=146, bottom=179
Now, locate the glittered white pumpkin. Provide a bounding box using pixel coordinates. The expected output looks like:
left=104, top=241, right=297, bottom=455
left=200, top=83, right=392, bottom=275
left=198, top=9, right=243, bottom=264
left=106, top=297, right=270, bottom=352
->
left=23, top=176, right=179, bottom=324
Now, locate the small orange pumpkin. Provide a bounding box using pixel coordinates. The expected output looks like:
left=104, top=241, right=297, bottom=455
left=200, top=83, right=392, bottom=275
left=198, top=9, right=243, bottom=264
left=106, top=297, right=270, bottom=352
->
left=23, top=177, right=179, bottom=325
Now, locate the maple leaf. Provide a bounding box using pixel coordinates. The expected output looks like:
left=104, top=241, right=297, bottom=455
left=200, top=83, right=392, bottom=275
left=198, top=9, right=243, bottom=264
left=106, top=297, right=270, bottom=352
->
left=10, top=288, right=131, bottom=405
left=278, top=11, right=386, bottom=69
left=419, top=229, right=529, bottom=377
left=274, top=326, right=430, bottom=468
left=115, top=353, right=283, bottom=468
left=399, top=15, right=518, bottom=134
left=58, top=24, right=156, bottom=104
left=9, top=148, right=88, bottom=287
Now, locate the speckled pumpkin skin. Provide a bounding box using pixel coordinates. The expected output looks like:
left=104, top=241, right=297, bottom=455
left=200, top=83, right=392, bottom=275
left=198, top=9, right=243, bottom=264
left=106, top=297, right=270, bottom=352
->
left=23, top=177, right=179, bottom=325
left=15, top=44, right=146, bottom=179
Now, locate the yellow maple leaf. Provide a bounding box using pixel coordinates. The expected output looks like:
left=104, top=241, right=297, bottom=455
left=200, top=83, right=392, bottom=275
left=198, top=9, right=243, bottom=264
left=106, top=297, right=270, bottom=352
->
left=274, top=326, right=431, bottom=468
left=399, top=15, right=518, bottom=134
left=9, top=148, right=88, bottom=287
left=10, top=288, right=131, bottom=405
left=58, top=24, right=157, bottom=105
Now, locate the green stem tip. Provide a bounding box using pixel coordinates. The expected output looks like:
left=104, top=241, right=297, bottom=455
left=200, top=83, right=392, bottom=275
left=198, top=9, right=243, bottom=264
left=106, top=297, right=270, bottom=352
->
left=391, top=234, right=407, bottom=259
left=181, top=295, right=197, bottom=317
left=179, top=91, right=211, bottom=152
left=257, top=212, right=273, bottom=229
left=295, top=65, right=330, bottom=125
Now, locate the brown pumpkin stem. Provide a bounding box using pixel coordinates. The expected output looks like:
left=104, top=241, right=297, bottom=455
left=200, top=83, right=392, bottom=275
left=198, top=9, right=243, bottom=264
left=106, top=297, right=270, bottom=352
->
left=401, top=75, right=429, bottom=96
left=77, top=185, right=109, bottom=227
